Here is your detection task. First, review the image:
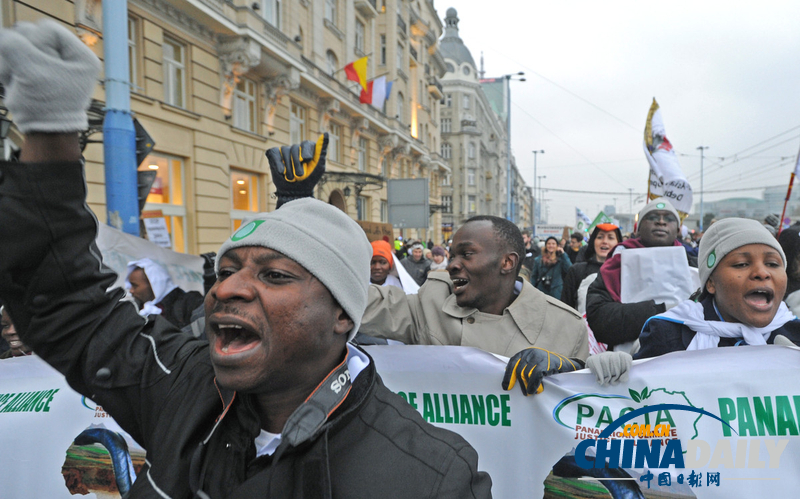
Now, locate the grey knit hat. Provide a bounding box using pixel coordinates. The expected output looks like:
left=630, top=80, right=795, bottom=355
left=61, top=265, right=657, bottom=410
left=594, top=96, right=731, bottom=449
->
left=699, top=217, right=786, bottom=291
left=216, top=198, right=371, bottom=341
left=638, top=197, right=680, bottom=224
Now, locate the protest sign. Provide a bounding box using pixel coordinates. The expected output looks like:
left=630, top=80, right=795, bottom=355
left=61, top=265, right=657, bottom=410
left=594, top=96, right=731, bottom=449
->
left=644, top=99, right=693, bottom=218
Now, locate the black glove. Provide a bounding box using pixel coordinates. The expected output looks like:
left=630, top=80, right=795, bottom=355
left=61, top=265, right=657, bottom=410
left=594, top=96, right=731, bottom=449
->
left=502, top=347, right=584, bottom=396
left=265, top=133, right=328, bottom=207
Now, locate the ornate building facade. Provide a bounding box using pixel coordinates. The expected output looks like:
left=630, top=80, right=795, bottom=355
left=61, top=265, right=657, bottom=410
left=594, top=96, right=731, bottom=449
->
left=1, top=0, right=449, bottom=252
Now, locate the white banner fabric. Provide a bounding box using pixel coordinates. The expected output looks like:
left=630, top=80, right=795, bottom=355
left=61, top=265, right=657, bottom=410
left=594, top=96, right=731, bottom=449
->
left=1, top=346, right=799, bottom=497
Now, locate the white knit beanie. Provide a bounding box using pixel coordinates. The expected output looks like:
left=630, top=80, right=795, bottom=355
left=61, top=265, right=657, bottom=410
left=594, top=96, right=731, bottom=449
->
left=216, top=198, right=371, bottom=340
left=699, top=217, right=786, bottom=291
left=638, top=197, right=680, bottom=224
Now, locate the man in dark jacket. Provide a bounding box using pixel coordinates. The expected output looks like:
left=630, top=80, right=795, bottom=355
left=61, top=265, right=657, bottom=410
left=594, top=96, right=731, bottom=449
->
left=0, top=20, right=490, bottom=498
left=126, top=258, right=204, bottom=329
left=401, top=242, right=432, bottom=286
left=586, top=198, right=691, bottom=350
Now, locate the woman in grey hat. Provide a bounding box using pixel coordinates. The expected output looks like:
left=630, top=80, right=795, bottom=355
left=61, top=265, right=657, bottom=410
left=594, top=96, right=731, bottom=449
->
left=635, top=217, right=800, bottom=359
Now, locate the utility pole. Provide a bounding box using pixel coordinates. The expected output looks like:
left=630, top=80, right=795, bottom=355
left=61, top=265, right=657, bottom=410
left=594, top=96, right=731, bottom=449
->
left=628, top=188, right=633, bottom=214
left=532, top=149, right=544, bottom=228
left=697, top=146, right=709, bottom=231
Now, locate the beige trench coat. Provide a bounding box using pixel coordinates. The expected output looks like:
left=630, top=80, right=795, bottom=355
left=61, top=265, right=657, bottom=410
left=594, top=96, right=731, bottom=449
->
left=360, top=272, right=589, bottom=361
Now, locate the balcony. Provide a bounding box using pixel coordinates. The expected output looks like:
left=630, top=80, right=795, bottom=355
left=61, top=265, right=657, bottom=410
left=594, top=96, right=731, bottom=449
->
left=354, top=0, right=378, bottom=19
left=409, top=46, right=418, bottom=61
left=427, top=76, right=443, bottom=99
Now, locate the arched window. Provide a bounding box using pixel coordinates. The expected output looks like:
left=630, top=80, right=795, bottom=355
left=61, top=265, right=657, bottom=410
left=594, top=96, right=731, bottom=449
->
left=326, top=50, right=338, bottom=77
left=441, top=142, right=451, bottom=159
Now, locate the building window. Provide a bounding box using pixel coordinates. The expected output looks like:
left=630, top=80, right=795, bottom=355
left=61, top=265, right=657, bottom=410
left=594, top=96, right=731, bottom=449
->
left=138, top=153, right=187, bottom=252
left=163, top=36, right=186, bottom=108
left=325, top=0, right=337, bottom=23
left=380, top=200, right=388, bottom=222
left=328, top=123, right=341, bottom=163
left=396, top=43, right=403, bottom=69
left=357, top=196, right=368, bottom=220
left=462, top=94, right=470, bottom=110
left=233, top=77, right=257, bottom=133
left=442, top=195, right=452, bottom=213
left=445, top=94, right=452, bottom=107
left=441, top=142, right=451, bottom=159
left=468, top=169, right=476, bottom=186
left=230, top=170, right=260, bottom=230
left=380, top=35, right=386, bottom=65
left=290, top=103, right=306, bottom=144
left=441, top=118, right=451, bottom=133
left=357, top=137, right=368, bottom=172
left=468, top=195, right=476, bottom=213
left=381, top=156, right=388, bottom=177
left=355, top=20, right=365, bottom=53
left=442, top=173, right=451, bottom=186
left=326, top=50, right=338, bottom=77
left=468, top=142, right=476, bottom=159
left=128, top=17, right=138, bottom=89
left=396, top=92, right=404, bottom=123
left=261, top=0, right=281, bottom=27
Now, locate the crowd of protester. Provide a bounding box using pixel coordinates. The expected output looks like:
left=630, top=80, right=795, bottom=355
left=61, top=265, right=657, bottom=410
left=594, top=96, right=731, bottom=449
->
left=2, top=19, right=799, bottom=498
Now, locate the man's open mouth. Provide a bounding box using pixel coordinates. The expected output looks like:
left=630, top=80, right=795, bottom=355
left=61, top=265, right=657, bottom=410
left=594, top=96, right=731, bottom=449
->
left=451, top=277, right=469, bottom=292
left=744, top=288, right=774, bottom=311
left=212, top=321, right=261, bottom=356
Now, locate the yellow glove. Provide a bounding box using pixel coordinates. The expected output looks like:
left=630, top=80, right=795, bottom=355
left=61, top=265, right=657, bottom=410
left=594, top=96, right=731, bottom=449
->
left=265, top=133, right=328, bottom=206
left=502, top=347, right=583, bottom=396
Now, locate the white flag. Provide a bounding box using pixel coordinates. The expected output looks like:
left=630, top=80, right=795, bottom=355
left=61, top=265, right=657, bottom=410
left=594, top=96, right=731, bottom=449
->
left=575, top=207, right=592, bottom=235
left=644, top=98, right=693, bottom=218
left=370, top=76, right=387, bottom=110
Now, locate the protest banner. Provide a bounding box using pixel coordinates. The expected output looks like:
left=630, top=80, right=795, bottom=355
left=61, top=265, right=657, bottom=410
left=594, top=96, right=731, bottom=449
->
left=95, top=223, right=204, bottom=293
left=536, top=224, right=567, bottom=238
left=1, top=346, right=798, bottom=497
left=575, top=207, right=593, bottom=235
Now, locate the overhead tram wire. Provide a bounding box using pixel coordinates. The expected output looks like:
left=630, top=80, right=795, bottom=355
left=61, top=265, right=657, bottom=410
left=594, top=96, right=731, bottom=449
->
left=510, top=100, right=630, bottom=189
left=685, top=135, right=800, bottom=183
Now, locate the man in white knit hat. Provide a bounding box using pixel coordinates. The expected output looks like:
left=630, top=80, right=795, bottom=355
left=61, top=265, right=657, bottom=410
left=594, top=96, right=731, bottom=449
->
left=0, top=20, right=489, bottom=498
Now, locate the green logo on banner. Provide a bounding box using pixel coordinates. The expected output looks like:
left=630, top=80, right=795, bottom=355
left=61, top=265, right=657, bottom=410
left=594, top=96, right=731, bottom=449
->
left=231, top=220, right=265, bottom=241
left=656, top=203, right=666, bottom=209
left=707, top=250, right=716, bottom=268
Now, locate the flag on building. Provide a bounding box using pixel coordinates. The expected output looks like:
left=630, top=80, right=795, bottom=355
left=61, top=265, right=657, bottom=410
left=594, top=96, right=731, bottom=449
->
left=370, top=76, right=388, bottom=109
left=359, top=80, right=374, bottom=104
left=575, top=207, right=593, bottom=234
left=344, top=57, right=368, bottom=92
left=643, top=98, right=693, bottom=219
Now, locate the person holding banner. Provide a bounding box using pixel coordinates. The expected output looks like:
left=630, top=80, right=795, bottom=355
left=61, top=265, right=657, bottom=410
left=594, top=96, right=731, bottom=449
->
left=0, top=20, right=491, bottom=498
left=586, top=198, right=691, bottom=351
left=636, top=218, right=800, bottom=358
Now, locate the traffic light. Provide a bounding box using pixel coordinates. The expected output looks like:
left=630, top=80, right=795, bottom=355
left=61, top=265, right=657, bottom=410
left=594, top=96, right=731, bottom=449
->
left=133, top=117, right=155, bottom=167
left=137, top=170, right=157, bottom=213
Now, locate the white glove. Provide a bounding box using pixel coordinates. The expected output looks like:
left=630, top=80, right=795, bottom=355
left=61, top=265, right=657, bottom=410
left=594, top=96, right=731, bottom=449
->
left=0, top=19, right=100, bottom=133
left=586, top=351, right=632, bottom=386
left=773, top=335, right=795, bottom=347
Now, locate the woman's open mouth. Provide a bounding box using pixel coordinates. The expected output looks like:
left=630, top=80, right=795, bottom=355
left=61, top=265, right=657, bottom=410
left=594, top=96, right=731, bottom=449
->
left=743, top=288, right=774, bottom=312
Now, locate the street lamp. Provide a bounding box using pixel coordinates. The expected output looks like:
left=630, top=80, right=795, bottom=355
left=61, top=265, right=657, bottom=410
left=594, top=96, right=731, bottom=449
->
left=532, top=150, right=544, bottom=229
left=504, top=71, right=525, bottom=221
left=697, top=145, right=709, bottom=231
left=537, top=175, right=546, bottom=224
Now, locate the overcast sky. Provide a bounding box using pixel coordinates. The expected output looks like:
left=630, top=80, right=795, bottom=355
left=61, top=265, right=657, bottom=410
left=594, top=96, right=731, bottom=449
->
left=445, top=1, right=800, bottom=225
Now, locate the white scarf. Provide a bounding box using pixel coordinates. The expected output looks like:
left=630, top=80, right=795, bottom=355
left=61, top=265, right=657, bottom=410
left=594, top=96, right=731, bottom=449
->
left=649, top=299, right=796, bottom=351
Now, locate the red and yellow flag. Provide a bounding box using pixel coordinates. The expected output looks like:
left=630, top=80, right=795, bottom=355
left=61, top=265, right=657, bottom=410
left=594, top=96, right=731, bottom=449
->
left=344, top=57, right=368, bottom=92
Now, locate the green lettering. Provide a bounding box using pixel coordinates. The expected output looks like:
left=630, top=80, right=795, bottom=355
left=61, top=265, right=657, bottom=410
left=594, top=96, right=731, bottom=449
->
left=433, top=393, right=444, bottom=423
left=33, top=391, right=50, bottom=412
left=408, top=392, right=417, bottom=410
left=718, top=398, right=736, bottom=437
left=655, top=409, right=676, bottom=427
left=775, top=396, right=799, bottom=436
left=596, top=406, right=614, bottom=428
left=442, top=394, right=454, bottom=424
left=753, top=397, right=776, bottom=436
left=450, top=394, right=459, bottom=423
left=737, top=397, right=757, bottom=436
left=471, top=395, right=486, bottom=425
left=576, top=404, right=594, bottom=425
left=0, top=393, right=12, bottom=409
left=500, top=394, right=511, bottom=427
left=486, top=395, right=500, bottom=426
left=618, top=407, right=634, bottom=418
left=6, top=392, right=31, bottom=413
left=460, top=395, right=473, bottom=425
left=422, top=393, right=435, bottom=422
left=19, top=391, right=42, bottom=412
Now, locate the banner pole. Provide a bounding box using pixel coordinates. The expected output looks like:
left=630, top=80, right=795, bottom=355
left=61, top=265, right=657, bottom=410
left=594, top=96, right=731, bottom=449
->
left=778, top=172, right=795, bottom=237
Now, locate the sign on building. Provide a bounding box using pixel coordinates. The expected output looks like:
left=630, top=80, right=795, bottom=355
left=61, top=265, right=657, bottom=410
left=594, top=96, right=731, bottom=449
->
left=388, top=178, right=429, bottom=229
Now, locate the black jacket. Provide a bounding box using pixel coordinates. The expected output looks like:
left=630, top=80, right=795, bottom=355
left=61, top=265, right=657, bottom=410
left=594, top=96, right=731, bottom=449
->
left=0, top=161, right=491, bottom=498
left=636, top=296, right=800, bottom=359
left=585, top=272, right=666, bottom=349
left=157, top=287, right=205, bottom=329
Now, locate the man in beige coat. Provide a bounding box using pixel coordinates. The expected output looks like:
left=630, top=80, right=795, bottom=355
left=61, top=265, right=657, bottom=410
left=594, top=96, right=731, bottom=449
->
left=359, top=216, right=589, bottom=361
